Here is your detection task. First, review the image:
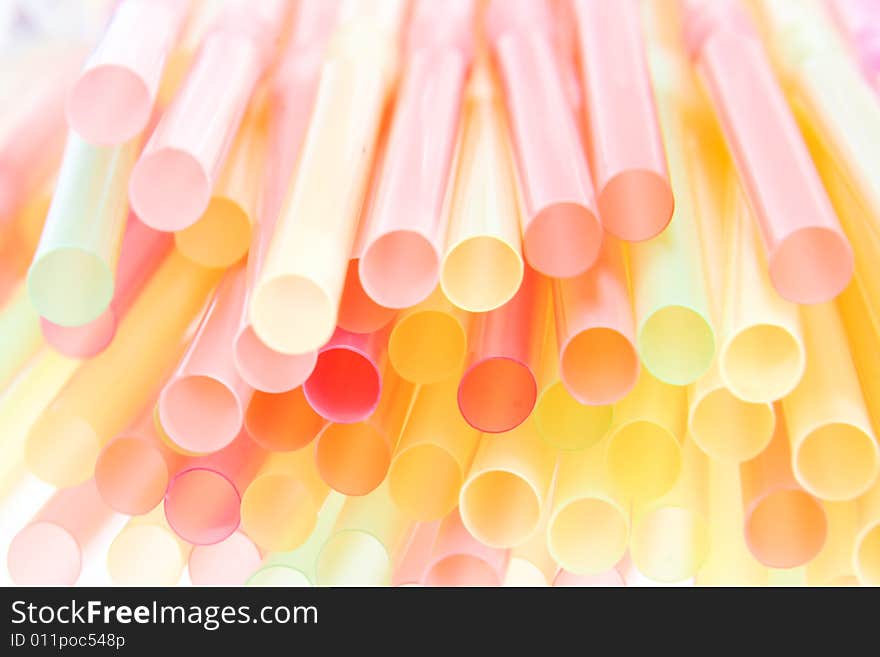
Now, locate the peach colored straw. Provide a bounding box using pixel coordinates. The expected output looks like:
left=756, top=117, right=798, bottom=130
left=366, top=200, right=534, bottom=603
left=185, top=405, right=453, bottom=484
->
left=231, top=2, right=340, bottom=394
left=423, top=508, right=509, bottom=587
left=389, top=379, right=480, bottom=521
left=684, top=0, right=853, bottom=304
left=572, top=0, right=673, bottom=242
left=392, top=521, right=441, bottom=586
left=439, top=61, right=525, bottom=313
left=129, top=0, right=291, bottom=231
left=240, top=448, right=329, bottom=552
left=249, top=0, right=407, bottom=355
left=66, top=0, right=190, bottom=144
left=245, top=386, right=326, bottom=452
left=7, top=480, right=114, bottom=585
left=303, top=324, right=391, bottom=424
left=486, top=0, right=602, bottom=277
left=189, top=530, right=262, bottom=585
left=554, top=238, right=639, bottom=406
left=164, top=431, right=267, bottom=545
left=358, top=0, right=476, bottom=309
left=107, top=505, right=191, bottom=586
left=95, top=403, right=187, bottom=516
left=387, top=287, right=470, bottom=384
left=160, top=266, right=253, bottom=454
left=314, top=367, right=415, bottom=495
left=783, top=302, right=879, bottom=501
left=606, top=368, right=688, bottom=503
left=459, top=419, right=557, bottom=549
left=457, top=267, right=548, bottom=433
left=41, top=215, right=172, bottom=359
left=25, top=252, right=221, bottom=488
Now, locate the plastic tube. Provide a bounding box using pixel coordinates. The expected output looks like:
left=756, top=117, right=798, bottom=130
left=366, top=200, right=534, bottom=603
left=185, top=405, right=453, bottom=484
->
left=66, top=0, right=189, bottom=144
left=160, top=266, right=253, bottom=454
left=606, top=368, right=688, bottom=503
left=684, top=0, right=853, bottom=304
left=503, top=500, right=558, bottom=587
left=388, top=379, right=480, bottom=521
left=827, top=0, right=880, bottom=90
left=249, top=0, right=407, bottom=355
left=487, top=0, right=602, bottom=277
left=189, top=530, right=262, bottom=585
left=337, top=258, right=397, bottom=335
left=459, top=419, right=557, bottom=549
left=28, top=135, right=136, bottom=327
left=457, top=267, right=548, bottom=433
left=0, top=283, right=42, bottom=390
left=25, top=252, right=220, bottom=487
left=387, top=287, right=469, bottom=384
left=314, top=366, right=414, bottom=496
left=7, top=480, right=114, bottom=585
left=423, top=508, right=509, bottom=587
left=439, top=62, right=524, bottom=313
left=244, top=386, right=326, bottom=452
left=240, top=448, right=329, bottom=553
left=107, top=504, right=191, bottom=586
left=41, top=215, right=172, bottom=359
left=806, top=501, right=860, bottom=586
left=553, top=238, right=639, bottom=406
left=392, top=521, right=441, bottom=586
left=783, top=302, right=879, bottom=501
left=358, top=0, right=475, bottom=309
left=548, top=440, right=630, bottom=576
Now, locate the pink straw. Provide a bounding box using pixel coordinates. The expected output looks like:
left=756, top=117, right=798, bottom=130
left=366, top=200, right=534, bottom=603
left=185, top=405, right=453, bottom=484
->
left=486, top=0, right=602, bottom=278
left=685, top=0, right=853, bottom=304
left=189, top=530, right=262, bottom=585
left=40, top=215, right=172, bottom=358
left=393, top=520, right=441, bottom=586
left=129, top=0, right=291, bottom=231
left=828, top=0, right=880, bottom=89
left=422, top=509, right=509, bottom=587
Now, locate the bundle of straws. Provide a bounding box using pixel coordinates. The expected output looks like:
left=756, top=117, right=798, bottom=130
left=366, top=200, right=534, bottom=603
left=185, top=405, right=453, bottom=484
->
left=1, top=0, right=880, bottom=587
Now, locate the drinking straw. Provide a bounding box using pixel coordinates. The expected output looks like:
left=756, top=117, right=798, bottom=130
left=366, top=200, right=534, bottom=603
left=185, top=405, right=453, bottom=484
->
left=783, top=302, right=879, bottom=501
left=459, top=419, right=557, bottom=548
left=630, top=435, right=710, bottom=583
left=533, top=304, right=612, bottom=451
left=0, top=283, right=42, bottom=390
left=388, top=379, right=480, bottom=520
left=806, top=501, right=860, bottom=586
left=0, top=350, right=79, bottom=496
left=240, top=448, right=329, bottom=552
left=827, top=0, right=880, bottom=90
left=314, top=367, right=415, bottom=495
left=337, top=259, right=398, bottom=334
left=457, top=267, right=548, bottom=433
left=249, top=0, right=407, bottom=355
left=571, top=0, right=673, bottom=242
left=392, top=521, right=441, bottom=586
left=487, top=0, right=602, bottom=278
left=553, top=568, right=626, bottom=588
left=303, top=325, right=389, bottom=424
left=684, top=0, right=853, bottom=304
left=25, top=251, right=220, bottom=487
left=503, top=496, right=559, bottom=587
left=41, top=215, right=173, bottom=358
left=854, top=481, right=880, bottom=585
left=160, top=266, right=253, bottom=454
left=422, top=508, right=509, bottom=587
left=688, top=363, right=776, bottom=463
left=7, top=480, right=114, bottom=585
left=387, top=287, right=469, bottom=384
left=28, top=135, right=136, bottom=327
left=358, top=0, right=476, bottom=309
left=837, top=276, right=880, bottom=435
left=247, top=492, right=345, bottom=586
left=548, top=440, right=630, bottom=576
left=553, top=238, right=639, bottom=406
left=315, top=482, right=412, bottom=586
left=132, top=0, right=290, bottom=228
left=697, top=459, right=768, bottom=586
left=174, top=96, right=267, bottom=268
left=439, top=61, right=524, bottom=313
left=66, top=0, right=190, bottom=144
left=740, top=405, right=828, bottom=568
left=189, top=530, right=262, bottom=585
left=606, top=368, right=688, bottom=503
left=95, top=404, right=187, bottom=516
left=245, top=387, right=327, bottom=452
left=164, top=432, right=267, bottom=545
left=629, top=49, right=714, bottom=386
left=106, top=504, right=191, bottom=586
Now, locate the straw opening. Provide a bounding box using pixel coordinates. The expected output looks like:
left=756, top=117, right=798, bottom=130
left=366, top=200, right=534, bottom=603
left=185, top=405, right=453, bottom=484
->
left=524, top=202, right=602, bottom=278
left=720, top=323, right=804, bottom=402
left=360, top=229, right=440, bottom=309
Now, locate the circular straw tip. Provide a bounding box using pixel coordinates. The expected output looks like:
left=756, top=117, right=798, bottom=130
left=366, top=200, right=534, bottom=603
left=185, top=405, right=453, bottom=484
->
left=159, top=375, right=243, bottom=454
left=8, top=522, right=81, bottom=585
left=359, top=229, right=440, bottom=309
left=28, top=248, right=114, bottom=327
left=598, top=170, right=674, bottom=242
left=129, top=147, right=211, bottom=231
left=67, top=65, right=152, bottom=145
left=524, top=203, right=603, bottom=278
left=769, top=226, right=854, bottom=304
left=250, top=274, right=336, bottom=355
left=458, top=357, right=537, bottom=433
